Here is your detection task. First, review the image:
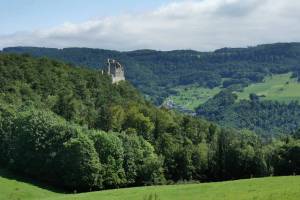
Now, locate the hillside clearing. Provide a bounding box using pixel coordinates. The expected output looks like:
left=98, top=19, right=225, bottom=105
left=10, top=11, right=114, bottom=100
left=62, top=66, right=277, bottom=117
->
left=236, top=73, right=300, bottom=102
left=167, top=85, right=221, bottom=110
left=166, top=73, right=300, bottom=111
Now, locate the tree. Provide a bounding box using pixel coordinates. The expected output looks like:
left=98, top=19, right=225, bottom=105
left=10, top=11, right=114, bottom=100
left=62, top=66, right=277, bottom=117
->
left=273, top=140, right=300, bottom=176
left=53, top=91, right=81, bottom=121
left=0, top=104, right=16, bottom=165
left=192, top=143, right=209, bottom=180
left=59, top=134, right=102, bottom=191
left=119, top=134, right=165, bottom=186
left=123, top=106, right=154, bottom=140
left=92, top=131, right=126, bottom=188
left=7, top=108, right=102, bottom=191
left=110, top=105, right=126, bottom=132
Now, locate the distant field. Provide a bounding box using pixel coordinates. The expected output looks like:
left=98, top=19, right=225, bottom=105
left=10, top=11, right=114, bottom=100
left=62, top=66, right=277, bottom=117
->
left=1, top=169, right=300, bottom=200
left=236, top=73, right=300, bottom=102
left=167, top=73, right=300, bottom=111
left=168, top=85, right=221, bottom=110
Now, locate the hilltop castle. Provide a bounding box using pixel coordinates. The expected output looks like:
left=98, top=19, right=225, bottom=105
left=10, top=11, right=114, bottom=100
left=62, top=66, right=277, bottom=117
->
left=106, top=59, right=125, bottom=84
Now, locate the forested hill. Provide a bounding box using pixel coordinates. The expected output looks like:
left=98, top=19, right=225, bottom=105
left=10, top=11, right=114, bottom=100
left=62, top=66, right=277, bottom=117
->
left=196, top=91, right=300, bottom=136
left=3, top=43, right=300, bottom=104
left=0, top=53, right=145, bottom=126
left=1, top=53, right=300, bottom=192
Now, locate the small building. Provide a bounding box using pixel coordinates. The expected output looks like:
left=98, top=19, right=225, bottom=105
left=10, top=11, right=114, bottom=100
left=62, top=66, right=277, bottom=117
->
left=107, top=59, right=125, bottom=84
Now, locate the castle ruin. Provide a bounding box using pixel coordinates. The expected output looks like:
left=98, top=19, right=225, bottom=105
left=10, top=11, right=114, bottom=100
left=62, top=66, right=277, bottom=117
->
left=107, top=59, right=125, bottom=84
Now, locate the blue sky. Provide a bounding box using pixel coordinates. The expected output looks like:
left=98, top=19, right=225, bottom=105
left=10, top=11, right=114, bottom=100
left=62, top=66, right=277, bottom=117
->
left=0, top=0, right=300, bottom=50
left=0, top=0, right=172, bottom=34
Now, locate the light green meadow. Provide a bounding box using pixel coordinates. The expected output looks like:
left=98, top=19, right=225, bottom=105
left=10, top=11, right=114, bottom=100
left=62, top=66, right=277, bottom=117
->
left=1, top=168, right=300, bottom=200
left=236, top=73, right=300, bottom=102
left=168, top=85, right=221, bottom=110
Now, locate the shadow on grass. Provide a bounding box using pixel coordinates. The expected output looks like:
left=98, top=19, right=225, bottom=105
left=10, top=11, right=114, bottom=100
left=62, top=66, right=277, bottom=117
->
left=143, top=193, right=161, bottom=200
left=0, top=167, right=67, bottom=194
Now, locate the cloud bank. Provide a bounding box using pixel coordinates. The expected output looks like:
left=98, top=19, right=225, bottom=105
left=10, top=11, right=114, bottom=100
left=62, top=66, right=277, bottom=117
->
left=1, top=0, right=300, bottom=51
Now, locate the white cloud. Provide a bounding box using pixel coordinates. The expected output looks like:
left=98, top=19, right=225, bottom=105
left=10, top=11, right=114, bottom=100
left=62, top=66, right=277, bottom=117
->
left=1, top=0, right=300, bottom=51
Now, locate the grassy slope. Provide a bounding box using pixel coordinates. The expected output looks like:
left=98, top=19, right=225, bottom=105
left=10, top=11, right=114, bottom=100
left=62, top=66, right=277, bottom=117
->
left=168, top=73, right=300, bottom=111
left=50, top=176, right=300, bottom=200
left=0, top=169, right=59, bottom=200
left=1, top=170, right=300, bottom=200
left=167, top=85, right=221, bottom=110
left=236, top=73, right=300, bottom=102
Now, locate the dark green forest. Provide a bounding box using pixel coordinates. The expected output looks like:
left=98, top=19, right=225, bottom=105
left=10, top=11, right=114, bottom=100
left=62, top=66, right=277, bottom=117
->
left=3, top=43, right=300, bottom=136
left=196, top=91, right=300, bottom=136
left=0, top=53, right=299, bottom=192
left=4, top=43, right=300, bottom=104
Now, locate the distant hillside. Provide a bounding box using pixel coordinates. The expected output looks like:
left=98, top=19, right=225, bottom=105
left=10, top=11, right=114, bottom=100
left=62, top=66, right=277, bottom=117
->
left=196, top=90, right=300, bottom=136
left=3, top=43, right=300, bottom=104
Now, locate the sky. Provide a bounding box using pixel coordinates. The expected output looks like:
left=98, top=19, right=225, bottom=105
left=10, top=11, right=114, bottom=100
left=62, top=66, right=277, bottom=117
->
left=0, top=0, right=300, bottom=51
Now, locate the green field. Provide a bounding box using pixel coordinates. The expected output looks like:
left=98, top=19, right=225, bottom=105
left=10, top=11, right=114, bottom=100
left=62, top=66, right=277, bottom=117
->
left=1, top=169, right=300, bottom=200
left=0, top=169, right=59, bottom=200
left=236, top=73, right=300, bottom=102
left=167, top=85, right=221, bottom=110
left=167, top=73, right=300, bottom=111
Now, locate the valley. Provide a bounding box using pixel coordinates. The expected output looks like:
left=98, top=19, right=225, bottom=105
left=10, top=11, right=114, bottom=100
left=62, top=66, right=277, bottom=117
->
left=1, top=1, right=300, bottom=199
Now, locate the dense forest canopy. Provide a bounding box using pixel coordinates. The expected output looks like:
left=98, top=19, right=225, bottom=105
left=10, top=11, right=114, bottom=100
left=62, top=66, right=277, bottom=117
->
left=0, top=53, right=299, bottom=192
left=196, top=91, right=300, bottom=136
left=3, top=43, right=300, bottom=136
left=3, top=43, right=300, bottom=104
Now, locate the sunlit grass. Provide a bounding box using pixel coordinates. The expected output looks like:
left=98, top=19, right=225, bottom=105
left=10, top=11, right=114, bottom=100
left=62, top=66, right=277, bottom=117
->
left=167, top=85, right=221, bottom=110
left=236, top=73, right=300, bottom=103
left=1, top=168, right=300, bottom=200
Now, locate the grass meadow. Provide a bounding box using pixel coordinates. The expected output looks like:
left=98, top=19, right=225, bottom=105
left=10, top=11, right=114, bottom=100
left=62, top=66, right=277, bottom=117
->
left=236, top=73, right=300, bottom=102
left=1, top=168, right=299, bottom=200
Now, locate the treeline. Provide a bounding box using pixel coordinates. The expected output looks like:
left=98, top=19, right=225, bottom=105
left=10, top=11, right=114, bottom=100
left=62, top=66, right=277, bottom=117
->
left=0, top=105, right=165, bottom=191
left=1, top=104, right=299, bottom=192
left=197, top=91, right=300, bottom=136
left=3, top=43, right=300, bottom=104
left=0, top=54, right=299, bottom=192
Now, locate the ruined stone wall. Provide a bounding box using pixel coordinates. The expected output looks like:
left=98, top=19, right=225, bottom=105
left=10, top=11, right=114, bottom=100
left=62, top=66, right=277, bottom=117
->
left=107, top=59, right=125, bottom=84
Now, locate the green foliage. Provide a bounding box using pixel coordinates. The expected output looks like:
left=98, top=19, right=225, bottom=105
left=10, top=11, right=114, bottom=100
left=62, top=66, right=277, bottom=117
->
left=123, top=106, right=155, bottom=140
left=273, top=139, right=300, bottom=176
left=4, top=43, right=300, bottom=105
left=0, top=105, right=166, bottom=191
left=91, top=131, right=126, bottom=188
left=3, top=107, right=101, bottom=191
left=59, top=134, right=101, bottom=191
left=0, top=53, right=300, bottom=193
left=197, top=90, right=300, bottom=135
left=119, top=133, right=165, bottom=186
left=5, top=44, right=300, bottom=135
left=0, top=53, right=144, bottom=129
left=0, top=104, right=16, bottom=164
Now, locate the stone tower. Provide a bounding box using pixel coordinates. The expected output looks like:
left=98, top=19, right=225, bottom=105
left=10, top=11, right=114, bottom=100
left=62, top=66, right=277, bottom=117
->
left=107, top=59, right=125, bottom=84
